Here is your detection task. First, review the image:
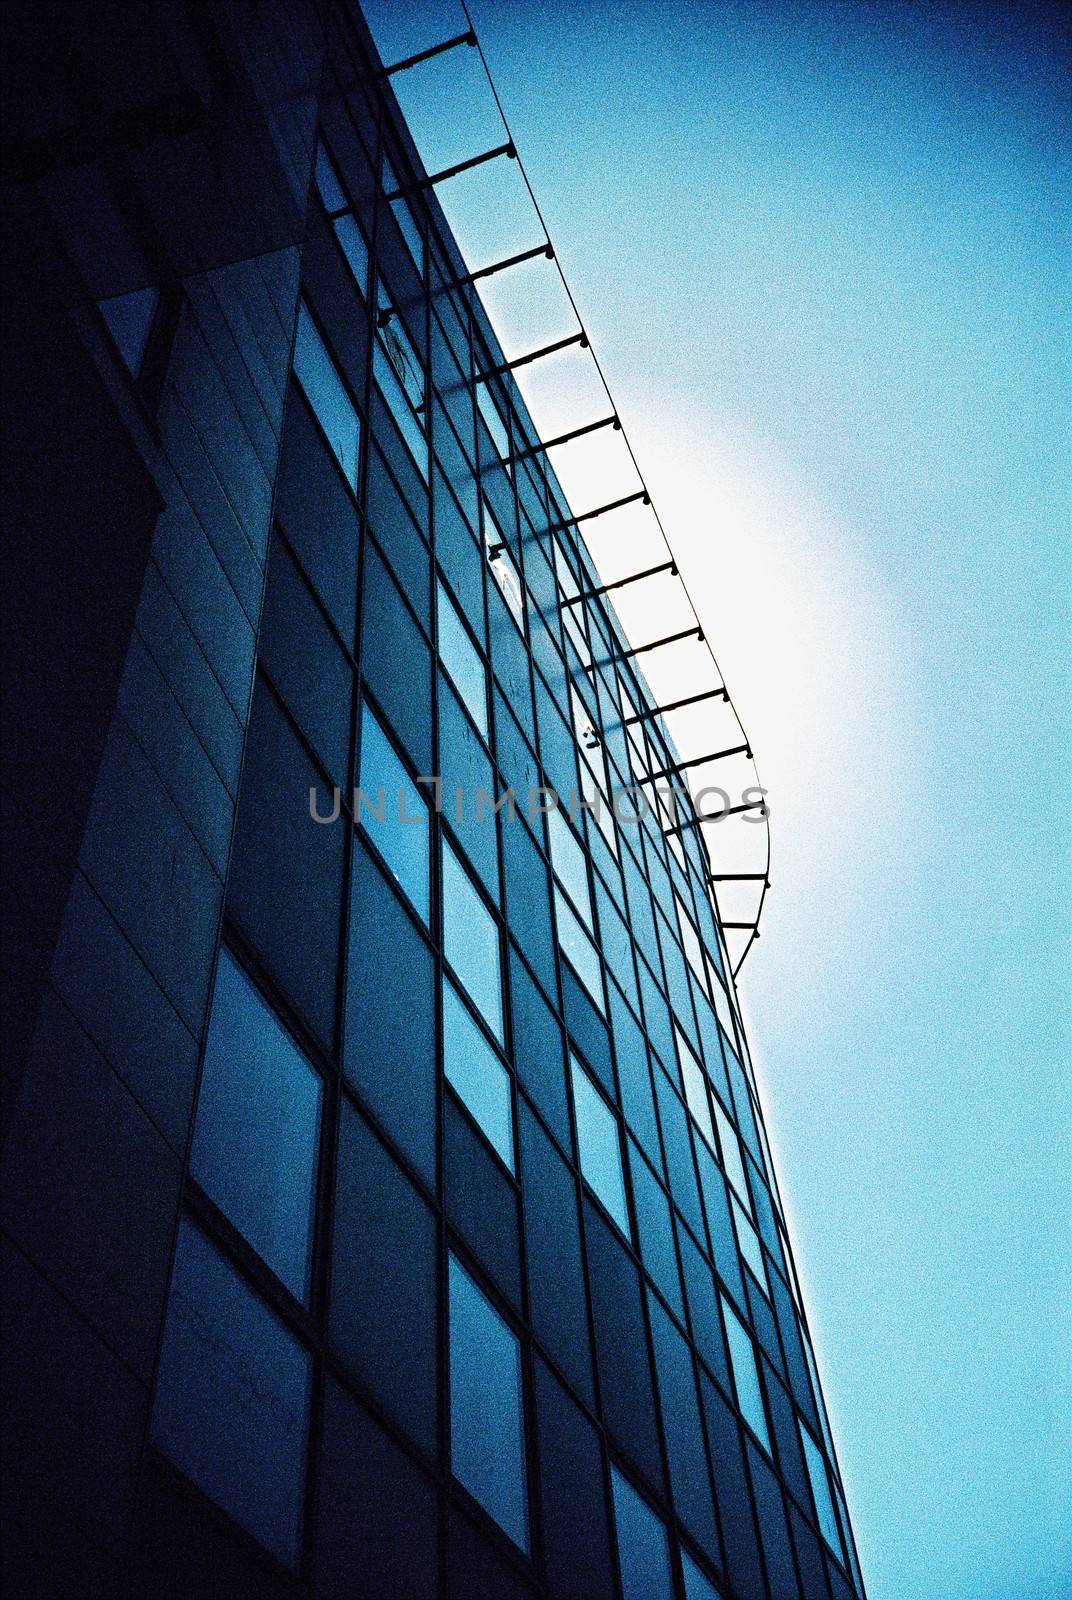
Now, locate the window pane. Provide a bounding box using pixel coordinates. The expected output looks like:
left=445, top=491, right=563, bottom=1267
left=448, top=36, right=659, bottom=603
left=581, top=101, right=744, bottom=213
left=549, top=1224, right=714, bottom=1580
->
left=98, top=286, right=158, bottom=376
left=547, top=803, right=593, bottom=930
left=374, top=335, right=428, bottom=480
left=571, top=1058, right=629, bottom=1235
left=676, top=1025, right=714, bottom=1149
left=383, top=153, right=425, bottom=274
left=610, top=1468, right=673, bottom=1600
left=334, top=215, right=369, bottom=297
left=151, top=1219, right=310, bottom=1567
left=442, top=840, right=503, bottom=1041
left=681, top=1550, right=721, bottom=1600
left=294, top=300, right=360, bottom=488
left=721, top=1294, right=771, bottom=1452
left=554, top=884, right=605, bottom=1014
left=732, top=1195, right=767, bottom=1291
left=190, top=951, right=321, bottom=1301
left=800, top=1422, right=844, bottom=1557
left=675, top=892, right=707, bottom=987
left=314, top=141, right=348, bottom=212
left=477, top=384, right=510, bottom=460
left=358, top=702, right=429, bottom=921
left=443, top=976, right=514, bottom=1171
left=713, top=1095, right=750, bottom=1208
left=449, top=1254, right=528, bottom=1550
left=437, top=579, right=488, bottom=737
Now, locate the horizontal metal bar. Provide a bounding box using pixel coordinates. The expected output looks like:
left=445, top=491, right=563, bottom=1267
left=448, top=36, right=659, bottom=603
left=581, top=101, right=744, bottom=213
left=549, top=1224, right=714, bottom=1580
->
left=561, top=558, right=676, bottom=608
left=386, top=141, right=514, bottom=199
left=477, top=330, right=587, bottom=382
left=444, top=242, right=553, bottom=292
left=623, top=685, right=729, bottom=725
left=721, top=922, right=759, bottom=931
left=383, top=30, right=476, bottom=75
left=709, top=872, right=769, bottom=882
left=551, top=488, right=650, bottom=533
left=664, top=795, right=768, bottom=836
left=619, top=624, right=703, bottom=661
left=512, top=414, right=619, bottom=463
left=640, top=742, right=751, bottom=782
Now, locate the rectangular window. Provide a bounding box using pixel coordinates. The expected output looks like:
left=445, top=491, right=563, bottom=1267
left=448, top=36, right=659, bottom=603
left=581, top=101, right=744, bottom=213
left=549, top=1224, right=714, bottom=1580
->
left=374, top=299, right=428, bottom=480
left=382, top=153, right=424, bottom=276
left=676, top=1024, right=715, bottom=1151
left=449, top=1254, right=528, bottom=1550
left=610, top=1468, right=673, bottom=1600
left=732, top=1195, right=767, bottom=1291
left=571, top=1057, right=629, bottom=1235
left=437, top=578, right=488, bottom=738
left=477, top=382, right=511, bottom=463
left=800, top=1421, right=845, bottom=1558
left=675, top=891, right=708, bottom=990
left=443, top=976, right=514, bottom=1170
left=546, top=803, right=593, bottom=930
left=713, top=1095, right=751, bottom=1213
left=293, top=299, right=360, bottom=489
left=151, top=1218, right=311, bottom=1568
left=721, top=1294, right=771, bottom=1452
left=442, top=839, right=503, bottom=1042
left=484, top=500, right=525, bottom=627
left=554, top=884, right=605, bottom=1014
left=314, top=140, right=348, bottom=213
left=357, top=701, right=430, bottom=923
left=334, top=214, right=369, bottom=299
left=190, top=951, right=321, bottom=1302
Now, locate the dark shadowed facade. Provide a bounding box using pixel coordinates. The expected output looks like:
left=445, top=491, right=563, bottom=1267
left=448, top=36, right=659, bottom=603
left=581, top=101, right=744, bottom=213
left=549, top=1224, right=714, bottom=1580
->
left=0, top=3, right=866, bottom=1597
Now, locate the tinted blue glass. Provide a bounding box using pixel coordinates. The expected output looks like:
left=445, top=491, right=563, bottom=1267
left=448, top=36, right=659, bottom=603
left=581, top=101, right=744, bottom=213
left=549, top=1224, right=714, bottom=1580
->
left=358, top=702, right=429, bottom=921
left=713, top=1095, right=750, bottom=1207
left=151, top=1219, right=310, bottom=1567
left=442, top=840, right=503, bottom=1041
left=374, top=339, right=429, bottom=480
left=443, top=977, right=513, bottom=1170
left=554, top=884, right=605, bottom=1014
left=546, top=804, right=593, bottom=929
left=315, top=142, right=348, bottom=211
left=191, top=951, right=321, bottom=1301
left=448, top=1255, right=528, bottom=1550
left=334, top=215, right=369, bottom=297
left=98, top=286, right=158, bottom=375
left=437, top=579, right=488, bottom=737
left=610, top=1469, right=673, bottom=1600
left=293, top=300, right=360, bottom=488
left=800, top=1421, right=844, bottom=1557
left=733, top=1195, right=768, bottom=1291
left=722, top=1294, right=771, bottom=1452
left=681, top=1551, right=721, bottom=1600
left=676, top=1025, right=715, bottom=1149
left=572, top=1058, right=629, bottom=1235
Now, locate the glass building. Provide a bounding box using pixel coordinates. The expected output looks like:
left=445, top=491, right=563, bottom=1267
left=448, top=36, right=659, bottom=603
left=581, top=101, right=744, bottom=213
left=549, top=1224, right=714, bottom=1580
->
left=0, top=3, right=866, bottom=1597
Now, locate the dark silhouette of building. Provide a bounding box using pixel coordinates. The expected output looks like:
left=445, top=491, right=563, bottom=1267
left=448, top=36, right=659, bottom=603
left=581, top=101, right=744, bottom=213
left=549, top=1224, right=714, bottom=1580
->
left=0, top=3, right=865, bottom=1597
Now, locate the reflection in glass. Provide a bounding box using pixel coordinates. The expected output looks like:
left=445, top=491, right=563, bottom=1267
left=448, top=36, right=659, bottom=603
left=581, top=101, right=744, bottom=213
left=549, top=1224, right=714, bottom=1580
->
left=571, top=1058, right=629, bottom=1235
left=437, top=579, right=488, bottom=737
left=358, top=702, right=429, bottom=922
left=442, top=839, right=503, bottom=1041
left=554, top=884, right=605, bottom=1014
left=293, top=300, right=360, bottom=488
left=721, top=1294, right=771, bottom=1452
left=191, top=950, right=321, bottom=1301
left=442, top=977, right=514, bottom=1170
left=610, top=1467, right=673, bottom=1600
left=448, top=1254, right=528, bottom=1549
left=151, top=1219, right=311, bottom=1567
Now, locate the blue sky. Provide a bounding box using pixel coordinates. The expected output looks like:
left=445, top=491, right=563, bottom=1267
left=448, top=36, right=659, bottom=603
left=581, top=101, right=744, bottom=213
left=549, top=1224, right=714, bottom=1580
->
left=363, top=3, right=1071, bottom=1594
